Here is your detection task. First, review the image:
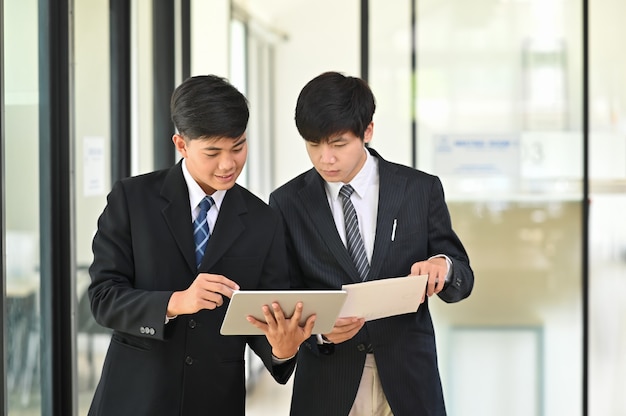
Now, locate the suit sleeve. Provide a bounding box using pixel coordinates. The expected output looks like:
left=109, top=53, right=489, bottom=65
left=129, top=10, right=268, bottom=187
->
left=246, top=209, right=297, bottom=384
left=427, top=177, right=474, bottom=303
left=268, top=193, right=307, bottom=289
left=88, top=180, right=172, bottom=340
left=269, top=192, right=324, bottom=356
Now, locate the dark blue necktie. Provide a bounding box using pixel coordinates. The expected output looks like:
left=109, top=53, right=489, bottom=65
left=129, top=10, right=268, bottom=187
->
left=193, top=196, right=215, bottom=268
left=339, top=185, right=370, bottom=281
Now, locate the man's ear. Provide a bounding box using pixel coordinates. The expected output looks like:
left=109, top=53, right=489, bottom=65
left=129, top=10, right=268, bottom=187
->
left=172, top=134, right=187, bottom=157
left=363, top=122, right=374, bottom=144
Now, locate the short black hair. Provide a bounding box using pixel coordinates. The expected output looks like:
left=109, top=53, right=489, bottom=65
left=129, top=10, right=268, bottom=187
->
left=170, top=75, right=249, bottom=140
left=294, top=71, right=376, bottom=143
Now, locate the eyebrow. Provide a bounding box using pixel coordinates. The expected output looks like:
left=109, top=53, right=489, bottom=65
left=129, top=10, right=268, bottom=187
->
left=233, top=137, right=247, bottom=147
left=327, top=136, right=349, bottom=144
left=203, top=137, right=247, bottom=151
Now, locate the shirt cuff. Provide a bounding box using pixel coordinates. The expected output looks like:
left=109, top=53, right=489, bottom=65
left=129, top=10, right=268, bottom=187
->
left=272, top=352, right=297, bottom=364
left=316, top=334, right=333, bottom=345
left=429, top=254, right=453, bottom=283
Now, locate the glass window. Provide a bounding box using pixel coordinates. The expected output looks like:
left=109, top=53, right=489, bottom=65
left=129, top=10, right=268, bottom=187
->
left=131, top=0, right=155, bottom=176
left=231, top=12, right=283, bottom=200
left=371, top=1, right=584, bottom=415
left=3, top=0, right=43, bottom=413
left=73, top=0, right=112, bottom=413
left=418, top=2, right=583, bottom=415
left=230, top=17, right=249, bottom=189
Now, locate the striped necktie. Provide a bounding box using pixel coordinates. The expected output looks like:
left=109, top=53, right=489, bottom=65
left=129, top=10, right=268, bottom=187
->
left=193, top=196, right=215, bottom=268
left=339, top=185, right=370, bottom=281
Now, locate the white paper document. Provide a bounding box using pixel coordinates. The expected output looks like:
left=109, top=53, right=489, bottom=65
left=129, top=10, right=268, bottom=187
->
left=339, top=275, right=428, bottom=321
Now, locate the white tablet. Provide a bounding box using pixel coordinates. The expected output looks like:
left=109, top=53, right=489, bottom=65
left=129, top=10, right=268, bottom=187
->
left=220, top=290, right=348, bottom=335
left=339, top=275, right=428, bottom=321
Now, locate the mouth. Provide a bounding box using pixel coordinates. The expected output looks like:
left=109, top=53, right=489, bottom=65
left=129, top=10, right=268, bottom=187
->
left=215, top=173, right=236, bottom=182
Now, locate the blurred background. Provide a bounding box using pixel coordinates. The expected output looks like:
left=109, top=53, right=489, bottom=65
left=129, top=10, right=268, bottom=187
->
left=2, top=0, right=625, bottom=415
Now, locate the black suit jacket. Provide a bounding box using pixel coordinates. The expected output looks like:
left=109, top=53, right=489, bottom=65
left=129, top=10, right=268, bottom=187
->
left=88, top=161, right=294, bottom=416
left=269, top=148, right=474, bottom=416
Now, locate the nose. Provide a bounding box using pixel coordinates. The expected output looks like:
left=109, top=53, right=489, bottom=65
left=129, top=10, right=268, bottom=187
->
left=218, top=153, right=236, bottom=171
left=319, top=145, right=336, bottom=164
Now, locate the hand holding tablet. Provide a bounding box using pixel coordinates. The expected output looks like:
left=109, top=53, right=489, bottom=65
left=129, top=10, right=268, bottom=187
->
left=220, top=290, right=348, bottom=335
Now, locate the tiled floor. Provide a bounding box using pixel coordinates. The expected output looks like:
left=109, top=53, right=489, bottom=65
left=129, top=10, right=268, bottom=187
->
left=246, top=369, right=293, bottom=415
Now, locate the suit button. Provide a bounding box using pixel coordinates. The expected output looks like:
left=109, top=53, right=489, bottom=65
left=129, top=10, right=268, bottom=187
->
left=189, top=319, right=196, bottom=329
left=357, top=344, right=366, bottom=352
left=185, top=356, right=194, bottom=365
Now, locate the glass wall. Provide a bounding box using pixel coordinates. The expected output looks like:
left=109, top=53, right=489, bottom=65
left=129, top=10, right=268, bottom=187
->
left=73, top=0, right=111, bottom=413
left=131, top=0, right=155, bottom=176
left=371, top=0, right=584, bottom=415
left=3, top=0, right=43, bottom=413
left=420, top=1, right=583, bottom=415
left=73, top=1, right=158, bottom=414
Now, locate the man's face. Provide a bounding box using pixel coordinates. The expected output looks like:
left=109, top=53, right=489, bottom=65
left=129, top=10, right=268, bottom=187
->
left=173, top=133, right=248, bottom=195
left=305, top=123, right=372, bottom=184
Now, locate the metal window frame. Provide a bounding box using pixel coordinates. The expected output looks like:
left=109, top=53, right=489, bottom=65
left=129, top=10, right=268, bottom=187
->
left=581, top=0, right=590, bottom=414
left=360, top=0, right=369, bottom=83
left=152, top=0, right=177, bottom=170
left=0, top=0, right=7, bottom=410
left=110, top=0, right=132, bottom=183
left=38, top=0, right=76, bottom=414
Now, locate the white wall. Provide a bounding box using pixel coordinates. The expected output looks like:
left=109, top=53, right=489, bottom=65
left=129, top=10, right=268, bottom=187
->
left=368, top=0, right=414, bottom=167
left=265, top=0, right=361, bottom=187
left=191, top=0, right=230, bottom=77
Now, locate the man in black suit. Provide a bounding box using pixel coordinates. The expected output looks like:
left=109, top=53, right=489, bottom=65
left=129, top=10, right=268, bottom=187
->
left=269, top=71, right=474, bottom=415
left=87, top=74, right=314, bottom=416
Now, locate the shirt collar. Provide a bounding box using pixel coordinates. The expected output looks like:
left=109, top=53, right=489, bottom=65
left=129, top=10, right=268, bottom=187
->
left=325, top=147, right=376, bottom=201
left=182, top=159, right=226, bottom=210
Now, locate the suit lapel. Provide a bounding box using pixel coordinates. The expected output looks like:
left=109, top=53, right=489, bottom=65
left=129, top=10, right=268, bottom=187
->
left=299, top=170, right=362, bottom=284
left=160, top=162, right=197, bottom=274
left=200, top=185, right=246, bottom=271
left=369, top=149, right=406, bottom=280
left=160, top=164, right=247, bottom=274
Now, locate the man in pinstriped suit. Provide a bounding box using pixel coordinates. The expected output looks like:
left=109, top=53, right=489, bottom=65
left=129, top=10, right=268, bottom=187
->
left=269, top=72, right=474, bottom=415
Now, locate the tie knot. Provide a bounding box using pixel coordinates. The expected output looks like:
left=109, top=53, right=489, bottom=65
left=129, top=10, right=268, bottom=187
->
left=339, top=184, right=355, bottom=200
left=198, top=196, right=215, bottom=214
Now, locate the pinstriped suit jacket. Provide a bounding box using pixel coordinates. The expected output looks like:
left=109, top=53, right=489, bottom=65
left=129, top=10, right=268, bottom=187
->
left=269, top=148, right=474, bottom=416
